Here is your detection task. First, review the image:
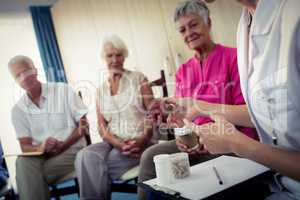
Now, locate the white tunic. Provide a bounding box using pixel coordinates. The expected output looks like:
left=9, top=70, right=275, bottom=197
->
left=237, top=0, right=300, bottom=199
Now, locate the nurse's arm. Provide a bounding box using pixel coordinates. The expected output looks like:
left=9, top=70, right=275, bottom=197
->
left=168, top=97, right=254, bottom=128
left=186, top=117, right=300, bottom=181
left=232, top=133, right=300, bottom=181
left=193, top=101, right=254, bottom=128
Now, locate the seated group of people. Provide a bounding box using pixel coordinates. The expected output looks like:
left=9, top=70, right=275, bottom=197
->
left=7, top=0, right=300, bottom=200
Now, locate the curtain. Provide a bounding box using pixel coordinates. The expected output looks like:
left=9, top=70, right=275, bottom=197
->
left=30, top=6, right=67, bottom=82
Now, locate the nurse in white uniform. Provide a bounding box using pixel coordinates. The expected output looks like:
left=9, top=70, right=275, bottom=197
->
left=170, top=0, right=300, bottom=199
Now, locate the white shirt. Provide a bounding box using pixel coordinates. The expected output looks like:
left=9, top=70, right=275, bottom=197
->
left=97, top=70, right=147, bottom=140
left=237, top=0, right=300, bottom=198
left=11, top=82, right=88, bottom=146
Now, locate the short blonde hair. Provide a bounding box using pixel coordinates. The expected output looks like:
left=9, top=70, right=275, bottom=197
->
left=101, top=35, right=129, bottom=59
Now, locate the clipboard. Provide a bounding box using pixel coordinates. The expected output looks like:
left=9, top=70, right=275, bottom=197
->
left=4, top=151, right=44, bottom=157
left=144, top=155, right=269, bottom=200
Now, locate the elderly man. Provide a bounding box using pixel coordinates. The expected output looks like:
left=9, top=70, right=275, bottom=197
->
left=8, top=55, right=89, bottom=200
left=176, top=0, right=300, bottom=200
left=137, top=1, right=258, bottom=199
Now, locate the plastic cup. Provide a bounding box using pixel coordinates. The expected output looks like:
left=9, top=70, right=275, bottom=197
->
left=153, top=154, right=173, bottom=186
left=174, top=127, right=199, bottom=150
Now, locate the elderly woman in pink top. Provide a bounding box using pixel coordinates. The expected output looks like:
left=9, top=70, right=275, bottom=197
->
left=138, top=1, right=257, bottom=199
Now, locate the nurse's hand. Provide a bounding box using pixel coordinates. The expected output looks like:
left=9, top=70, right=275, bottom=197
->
left=183, top=115, right=242, bottom=154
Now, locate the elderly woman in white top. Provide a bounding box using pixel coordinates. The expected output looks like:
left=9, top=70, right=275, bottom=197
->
left=173, top=0, right=300, bottom=200
left=75, top=35, right=155, bottom=200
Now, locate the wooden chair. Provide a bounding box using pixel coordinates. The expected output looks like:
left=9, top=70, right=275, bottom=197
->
left=111, top=166, right=139, bottom=193
left=49, top=172, right=79, bottom=199
left=0, top=152, right=16, bottom=200
left=149, top=70, right=174, bottom=140
left=50, top=72, right=172, bottom=197
left=50, top=90, right=139, bottom=198
left=149, top=70, right=168, bottom=98
left=111, top=70, right=172, bottom=193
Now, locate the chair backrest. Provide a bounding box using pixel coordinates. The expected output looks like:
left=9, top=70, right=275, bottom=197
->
left=78, top=91, right=92, bottom=146
left=149, top=70, right=168, bottom=98
left=0, top=143, right=15, bottom=199
left=149, top=70, right=175, bottom=140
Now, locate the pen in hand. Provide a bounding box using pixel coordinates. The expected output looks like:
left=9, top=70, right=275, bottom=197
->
left=213, top=166, right=223, bottom=185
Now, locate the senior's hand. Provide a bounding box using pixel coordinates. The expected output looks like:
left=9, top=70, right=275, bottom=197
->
left=46, top=140, right=65, bottom=157
left=144, top=114, right=155, bottom=130
left=167, top=111, right=185, bottom=128
left=148, top=99, right=180, bottom=124
left=111, top=138, right=127, bottom=151
left=202, top=0, right=216, bottom=3
left=183, top=115, right=241, bottom=154
left=175, top=137, right=208, bottom=155
left=40, top=137, right=66, bottom=157
left=41, top=137, right=58, bottom=153
left=148, top=99, right=164, bottom=123
left=78, top=117, right=89, bottom=136
left=165, top=97, right=205, bottom=120
left=122, top=134, right=150, bottom=158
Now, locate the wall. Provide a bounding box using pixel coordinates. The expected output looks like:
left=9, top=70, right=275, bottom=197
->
left=51, top=0, right=243, bottom=141
left=0, top=0, right=57, bottom=12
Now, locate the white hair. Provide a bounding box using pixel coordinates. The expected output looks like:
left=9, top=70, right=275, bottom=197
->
left=174, top=0, right=210, bottom=24
left=8, top=55, right=34, bottom=70
left=101, top=35, right=129, bottom=59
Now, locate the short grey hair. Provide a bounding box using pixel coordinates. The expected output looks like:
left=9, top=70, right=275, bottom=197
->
left=8, top=55, right=34, bottom=70
left=101, top=35, right=129, bottom=59
left=174, top=0, right=210, bottom=24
